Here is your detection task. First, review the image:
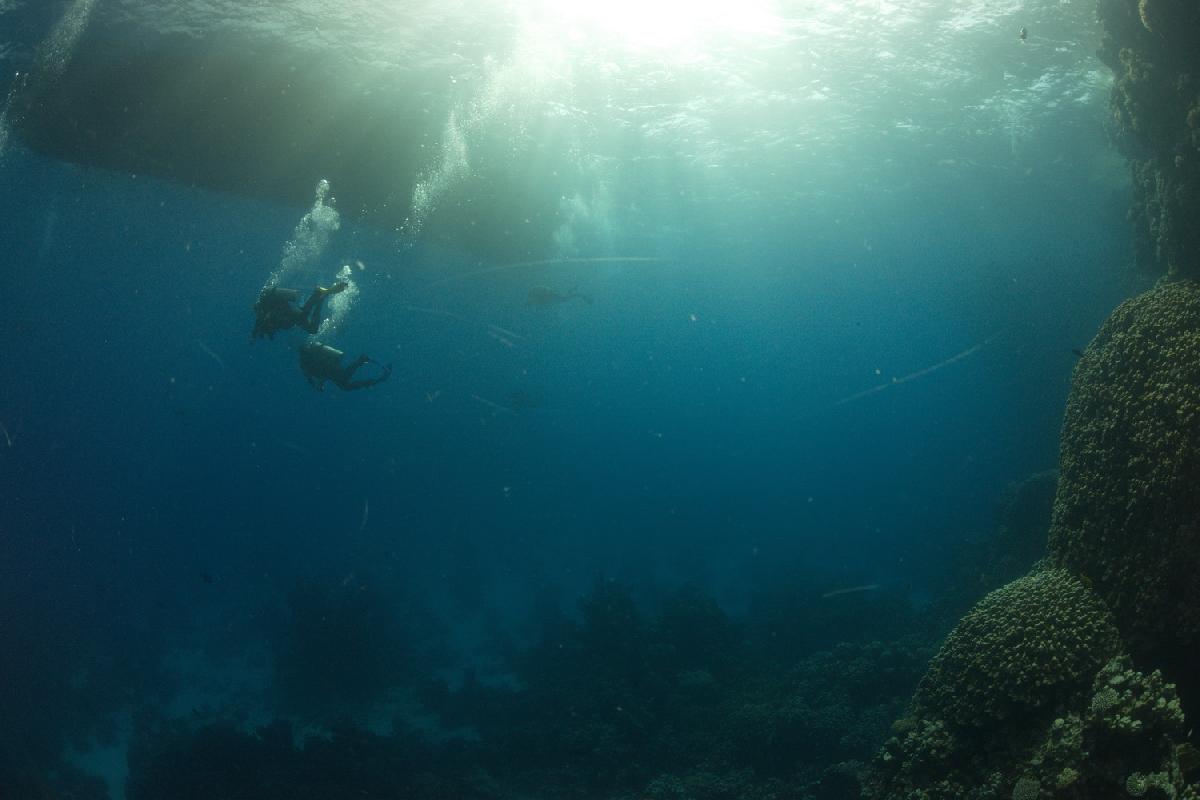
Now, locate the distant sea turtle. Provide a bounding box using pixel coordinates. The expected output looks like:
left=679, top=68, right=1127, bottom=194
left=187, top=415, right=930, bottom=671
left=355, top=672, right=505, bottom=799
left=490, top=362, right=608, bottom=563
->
left=526, top=286, right=592, bottom=307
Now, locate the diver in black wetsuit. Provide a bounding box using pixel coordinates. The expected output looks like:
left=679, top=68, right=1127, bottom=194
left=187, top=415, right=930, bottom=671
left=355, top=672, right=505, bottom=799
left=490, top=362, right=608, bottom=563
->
left=252, top=282, right=347, bottom=339
left=299, top=341, right=391, bottom=392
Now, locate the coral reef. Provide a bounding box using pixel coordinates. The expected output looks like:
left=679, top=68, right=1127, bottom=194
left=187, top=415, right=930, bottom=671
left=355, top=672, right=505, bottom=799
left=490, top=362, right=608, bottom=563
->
left=1048, top=282, right=1200, bottom=659
left=421, top=581, right=927, bottom=799
left=865, top=641, right=1197, bottom=798
left=125, top=716, right=491, bottom=800
left=1098, top=0, right=1200, bottom=279
left=866, top=280, right=1200, bottom=799
left=118, top=577, right=934, bottom=799
left=912, top=569, right=1121, bottom=730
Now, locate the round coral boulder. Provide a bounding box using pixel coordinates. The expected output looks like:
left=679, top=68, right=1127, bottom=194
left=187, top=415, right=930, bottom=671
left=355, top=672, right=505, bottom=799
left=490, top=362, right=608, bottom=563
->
left=1049, top=281, right=1200, bottom=651
left=914, top=569, right=1122, bottom=728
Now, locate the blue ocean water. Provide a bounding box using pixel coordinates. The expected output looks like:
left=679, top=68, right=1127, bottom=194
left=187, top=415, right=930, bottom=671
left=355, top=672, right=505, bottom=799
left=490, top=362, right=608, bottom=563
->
left=0, top=1, right=1145, bottom=797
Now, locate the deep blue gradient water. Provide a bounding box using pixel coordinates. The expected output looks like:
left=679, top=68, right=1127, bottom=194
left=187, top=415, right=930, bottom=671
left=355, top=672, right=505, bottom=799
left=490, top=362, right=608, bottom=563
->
left=0, top=0, right=1146, bottom=796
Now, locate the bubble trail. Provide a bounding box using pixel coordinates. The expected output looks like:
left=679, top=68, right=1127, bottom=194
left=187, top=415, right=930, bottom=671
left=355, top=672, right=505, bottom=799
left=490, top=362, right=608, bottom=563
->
left=1, top=0, right=99, bottom=162
left=267, top=180, right=340, bottom=289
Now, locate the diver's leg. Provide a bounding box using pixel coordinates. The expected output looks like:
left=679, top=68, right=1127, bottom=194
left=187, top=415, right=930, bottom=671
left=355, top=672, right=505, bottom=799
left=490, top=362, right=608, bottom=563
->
left=337, top=357, right=390, bottom=391
left=340, top=373, right=389, bottom=391
left=298, top=291, right=326, bottom=333
left=343, top=355, right=371, bottom=381
left=298, top=283, right=348, bottom=333
left=301, top=282, right=347, bottom=310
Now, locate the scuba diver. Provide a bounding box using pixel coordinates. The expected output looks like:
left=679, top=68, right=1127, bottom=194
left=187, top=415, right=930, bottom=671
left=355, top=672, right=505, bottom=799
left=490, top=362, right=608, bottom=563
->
left=252, top=282, right=347, bottom=339
left=299, top=341, right=391, bottom=391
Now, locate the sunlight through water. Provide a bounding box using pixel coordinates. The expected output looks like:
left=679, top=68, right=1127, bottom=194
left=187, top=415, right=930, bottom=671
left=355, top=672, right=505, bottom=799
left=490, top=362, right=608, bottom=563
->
left=526, top=0, right=783, bottom=56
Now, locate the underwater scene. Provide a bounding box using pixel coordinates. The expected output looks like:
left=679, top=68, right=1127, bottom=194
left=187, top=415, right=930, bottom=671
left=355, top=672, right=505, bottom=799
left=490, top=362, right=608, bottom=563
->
left=2, top=0, right=1199, bottom=798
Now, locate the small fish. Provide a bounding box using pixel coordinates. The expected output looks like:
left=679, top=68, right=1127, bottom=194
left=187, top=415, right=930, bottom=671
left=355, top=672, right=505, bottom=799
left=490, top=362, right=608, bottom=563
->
left=0, top=421, right=11, bottom=448
left=527, top=286, right=593, bottom=307
left=1071, top=348, right=1085, bottom=358
left=359, top=498, right=370, bottom=533
left=199, top=571, right=215, bottom=585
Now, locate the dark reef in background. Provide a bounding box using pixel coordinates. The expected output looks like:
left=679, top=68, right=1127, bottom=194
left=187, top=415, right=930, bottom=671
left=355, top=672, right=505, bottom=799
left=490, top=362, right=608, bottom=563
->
left=271, top=573, right=447, bottom=720
left=125, top=717, right=488, bottom=800
left=124, top=579, right=935, bottom=800
left=2, top=476, right=1052, bottom=799
left=418, top=578, right=932, bottom=799
left=1099, top=0, right=1200, bottom=279
left=0, top=544, right=176, bottom=800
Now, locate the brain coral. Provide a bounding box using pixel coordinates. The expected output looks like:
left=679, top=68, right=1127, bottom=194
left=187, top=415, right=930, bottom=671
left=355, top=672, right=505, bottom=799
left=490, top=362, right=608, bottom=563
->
left=913, top=569, right=1122, bottom=728
left=1048, top=281, right=1200, bottom=650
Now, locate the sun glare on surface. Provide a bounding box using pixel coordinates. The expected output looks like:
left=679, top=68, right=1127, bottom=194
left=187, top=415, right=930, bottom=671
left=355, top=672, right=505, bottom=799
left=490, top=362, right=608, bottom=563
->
left=531, top=0, right=781, bottom=55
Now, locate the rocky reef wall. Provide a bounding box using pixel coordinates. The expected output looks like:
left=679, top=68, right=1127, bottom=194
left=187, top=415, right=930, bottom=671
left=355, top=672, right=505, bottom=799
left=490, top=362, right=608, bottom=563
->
left=863, top=285, right=1200, bottom=799
left=1098, top=0, right=1200, bottom=279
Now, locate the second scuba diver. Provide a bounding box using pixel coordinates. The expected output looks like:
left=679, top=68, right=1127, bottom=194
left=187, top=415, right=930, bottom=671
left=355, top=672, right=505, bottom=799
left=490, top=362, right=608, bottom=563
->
left=299, top=341, right=392, bottom=392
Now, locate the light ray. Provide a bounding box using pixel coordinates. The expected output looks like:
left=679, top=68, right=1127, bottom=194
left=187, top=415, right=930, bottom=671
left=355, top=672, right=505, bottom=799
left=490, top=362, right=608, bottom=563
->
left=426, top=256, right=666, bottom=288
left=834, top=331, right=1003, bottom=407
